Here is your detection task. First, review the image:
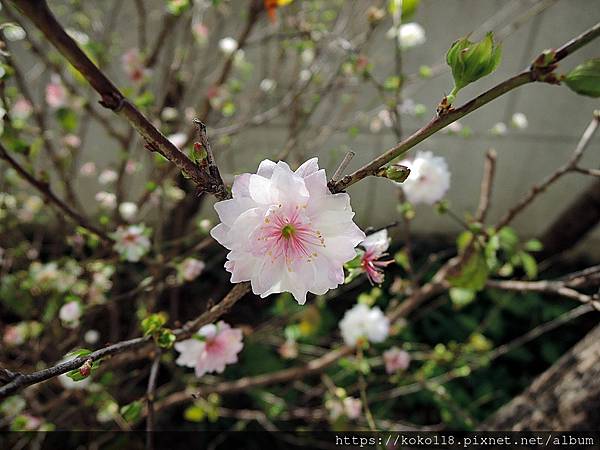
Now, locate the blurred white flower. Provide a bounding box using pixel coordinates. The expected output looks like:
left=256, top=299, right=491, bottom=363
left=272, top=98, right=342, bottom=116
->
left=198, top=219, right=212, bottom=232
left=3, top=24, right=26, bottom=41
left=490, top=122, right=508, bottom=136
left=111, top=224, right=151, bottom=262
left=118, top=202, right=138, bottom=221
left=3, top=324, right=26, bottom=346
left=84, top=329, right=100, bottom=345
left=299, top=69, right=312, bottom=82
left=339, top=303, right=389, bottom=347
left=18, top=195, right=43, bottom=222
left=121, top=48, right=149, bottom=83
left=168, top=132, right=187, bottom=149
left=301, top=48, right=315, bottom=66
left=343, top=397, right=362, bottom=419
left=59, top=301, right=82, bottom=328
left=98, top=169, right=118, bottom=185
left=219, top=37, right=238, bottom=55
left=511, top=112, right=528, bottom=130
left=95, top=191, right=117, bottom=210
left=161, top=107, right=179, bottom=121
left=259, top=78, right=276, bottom=93
left=398, top=23, right=426, bottom=49
left=63, top=134, right=81, bottom=148
left=399, top=151, right=451, bottom=205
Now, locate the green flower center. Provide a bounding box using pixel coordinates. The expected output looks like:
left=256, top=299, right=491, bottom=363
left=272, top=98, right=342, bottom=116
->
left=281, top=224, right=296, bottom=239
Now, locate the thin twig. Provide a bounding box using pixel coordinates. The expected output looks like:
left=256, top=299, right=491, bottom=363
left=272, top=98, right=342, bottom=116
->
left=475, top=149, right=497, bottom=223
left=330, top=151, right=355, bottom=183
left=146, top=353, right=161, bottom=449
left=0, top=143, right=111, bottom=241
left=496, top=112, right=599, bottom=229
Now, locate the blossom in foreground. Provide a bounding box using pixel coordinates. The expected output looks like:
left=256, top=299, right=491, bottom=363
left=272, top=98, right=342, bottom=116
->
left=511, top=112, right=528, bottom=130
left=174, top=321, right=243, bottom=377
left=383, top=347, right=411, bottom=374
left=179, top=258, right=205, bottom=282
left=59, top=301, right=82, bottom=328
left=359, top=229, right=393, bottom=284
left=210, top=158, right=365, bottom=304
left=396, top=23, right=426, bottom=49
left=339, top=303, right=390, bottom=347
left=399, top=151, right=450, bottom=205
left=111, top=224, right=151, bottom=262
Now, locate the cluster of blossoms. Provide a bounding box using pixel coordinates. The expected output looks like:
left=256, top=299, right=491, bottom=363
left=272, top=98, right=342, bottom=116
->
left=339, top=303, right=390, bottom=347
left=326, top=396, right=362, bottom=421
left=175, top=321, right=244, bottom=377
left=210, top=158, right=365, bottom=304
left=111, top=224, right=152, bottom=262
left=399, top=151, right=451, bottom=205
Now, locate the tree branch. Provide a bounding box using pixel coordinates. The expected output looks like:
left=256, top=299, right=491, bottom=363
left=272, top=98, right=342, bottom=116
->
left=329, top=23, right=600, bottom=193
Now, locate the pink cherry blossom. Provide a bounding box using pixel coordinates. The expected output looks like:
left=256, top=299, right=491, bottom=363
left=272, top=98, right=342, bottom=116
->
left=59, top=301, right=82, bottom=328
left=174, top=321, right=243, bottom=377
left=111, top=224, right=151, bottom=262
left=383, top=346, right=411, bottom=374
left=11, top=98, right=33, bottom=120
left=45, top=78, right=67, bottom=109
left=210, top=158, right=365, bottom=304
left=121, top=48, right=149, bottom=83
left=180, top=258, right=205, bottom=282
left=360, top=229, right=393, bottom=284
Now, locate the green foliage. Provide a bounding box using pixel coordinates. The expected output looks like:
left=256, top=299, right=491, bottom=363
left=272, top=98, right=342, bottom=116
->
left=120, top=401, right=143, bottom=422
left=563, top=59, right=600, bottom=97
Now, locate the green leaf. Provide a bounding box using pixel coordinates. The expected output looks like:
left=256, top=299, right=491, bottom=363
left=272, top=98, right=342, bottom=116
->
left=184, top=404, right=206, bottom=422
left=519, top=251, right=538, bottom=279
left=120, top=401, right=143, bottom=422
left=141, top=312, right=167, bottom=336
left=524, top=239, right=543, bottom=252
left=65, top=348, right=92, bottom=358
left=157, top=329, right=176, bottom=349
left=447, top=249, right=489, bottom=291
left=449, top=288, right=476, bottom=308
left=564, top=59, right=600, bottom=98
left=56, top=108, right=78, bottom=132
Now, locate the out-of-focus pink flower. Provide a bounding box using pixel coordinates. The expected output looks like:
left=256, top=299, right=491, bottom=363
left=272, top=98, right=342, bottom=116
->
left=180, top=258, right=205, bottom=282
left=95, top=191, right=116, bottom=210
left=80, top=162, right=97, bottom=177
left=210, top=158, right=365, bottom=304
left=59, top=301, right=82, bottom=328
left=98, top=169, right=118, bottom=185
left=360, top=229, right=393, bottom=284
left=121, top=48, right=149, bottom=83
left=192, top=23, right=209, bottom=44
left=175, top=321, right=243, bottom=377
left=343, top=397, right=362, bottom=419
left=383, top=346, right=410, bottom=374
left=111, top=224, right=151, bottom=262
left=278, top=339, right=298, bottom=359
left=63, top=134, right=81, bottom=148
left=45, top=78, right=67, bottom=109
left=125, top=160, right=139, bottom=175
left=11, top=98, right=33, bottom=120
left=3, top=324, right=26, bottom=346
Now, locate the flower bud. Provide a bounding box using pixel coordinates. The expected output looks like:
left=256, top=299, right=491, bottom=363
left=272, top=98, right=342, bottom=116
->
left=563, top=59, right=600, bottom=98
left=384, top=164, right=411, bottom=183
left=446, top=32, right=502, bottom=102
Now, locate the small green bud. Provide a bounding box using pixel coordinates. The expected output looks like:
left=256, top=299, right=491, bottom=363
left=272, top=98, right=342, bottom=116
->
left=446, top=32, right=502, bottom=100
left=384, top=164, right=410, bottom=183
left=563, top=59, right=600, bottom=98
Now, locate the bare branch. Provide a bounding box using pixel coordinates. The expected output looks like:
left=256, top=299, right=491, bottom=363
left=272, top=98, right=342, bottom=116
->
left=475, top=148, right=497, bottom=223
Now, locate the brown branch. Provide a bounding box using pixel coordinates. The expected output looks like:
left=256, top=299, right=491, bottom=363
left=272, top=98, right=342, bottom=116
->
left=145, top=353, right=161, bottom=450
left=475, top=148, right=497, bottom=223
left=0, top=142, right=111, bottom=241
left=329, top=23, right=600, bottom=193
left=0, top=281, right=251, bottom=398
left=495, top=112, right=600, bottom=229
left=9, top=0, right=228, bottom=200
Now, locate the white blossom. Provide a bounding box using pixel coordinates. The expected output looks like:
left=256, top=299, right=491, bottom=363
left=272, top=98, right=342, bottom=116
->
left=399, top=151, right=451, bottom=205
left=339, top=303, right=389, bottom=347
